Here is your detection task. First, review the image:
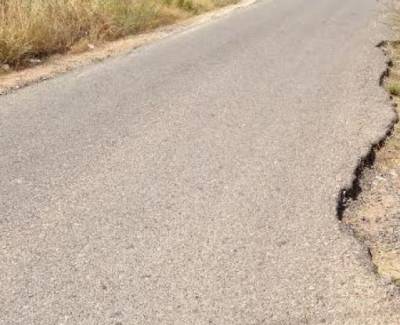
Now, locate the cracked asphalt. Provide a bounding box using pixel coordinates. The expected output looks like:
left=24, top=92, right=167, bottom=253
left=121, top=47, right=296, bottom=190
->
left=1, top=0, right=400, bottom=324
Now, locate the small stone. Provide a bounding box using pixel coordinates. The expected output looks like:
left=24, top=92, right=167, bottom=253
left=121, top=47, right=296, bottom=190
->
left=1, top=64, right=10, bottom=71
left=28, top=58, right=41, bottom=64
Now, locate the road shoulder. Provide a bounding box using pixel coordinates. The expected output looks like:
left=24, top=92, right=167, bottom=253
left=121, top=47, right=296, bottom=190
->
left=343, top=41, right=400, bottom=285
left=0, top=0, right=256, bottom=96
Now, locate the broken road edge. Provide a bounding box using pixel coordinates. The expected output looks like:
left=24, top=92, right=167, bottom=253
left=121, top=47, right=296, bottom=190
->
left=336, top=40, right=400, bottom=285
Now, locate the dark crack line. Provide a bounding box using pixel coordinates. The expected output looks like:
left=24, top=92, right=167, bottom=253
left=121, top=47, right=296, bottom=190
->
left=336, top=41, right=399, bottom=221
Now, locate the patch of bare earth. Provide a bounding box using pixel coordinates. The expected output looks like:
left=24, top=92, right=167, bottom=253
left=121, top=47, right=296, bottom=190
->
left=343, top=41, right=400, bottom=285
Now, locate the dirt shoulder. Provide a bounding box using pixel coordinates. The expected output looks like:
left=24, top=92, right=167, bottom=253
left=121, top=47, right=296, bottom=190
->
left=343, top=41, right=400, bottom=285
left=0, top=0, right=256, bottom=96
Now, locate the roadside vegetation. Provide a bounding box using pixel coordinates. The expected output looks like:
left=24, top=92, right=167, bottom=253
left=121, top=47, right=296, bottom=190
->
left=0, top=0, right=237, bottom=70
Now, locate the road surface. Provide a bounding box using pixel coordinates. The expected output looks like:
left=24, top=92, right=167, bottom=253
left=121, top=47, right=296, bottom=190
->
left=1, top=0, right=400, bottom=324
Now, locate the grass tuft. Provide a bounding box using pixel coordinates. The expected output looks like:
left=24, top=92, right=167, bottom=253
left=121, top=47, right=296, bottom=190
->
left=387, top=82, right=400, bottom=96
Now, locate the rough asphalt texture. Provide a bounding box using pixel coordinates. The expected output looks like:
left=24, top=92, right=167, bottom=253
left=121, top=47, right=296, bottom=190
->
left=1, top=0, right=400, bottom=324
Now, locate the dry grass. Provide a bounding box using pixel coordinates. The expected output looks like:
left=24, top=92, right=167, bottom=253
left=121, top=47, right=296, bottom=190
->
left=0, top=0, right=237, bottom=69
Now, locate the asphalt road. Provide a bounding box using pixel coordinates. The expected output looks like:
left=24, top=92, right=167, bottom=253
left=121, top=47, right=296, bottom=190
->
left=1, top=0, right=400, bottom=324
